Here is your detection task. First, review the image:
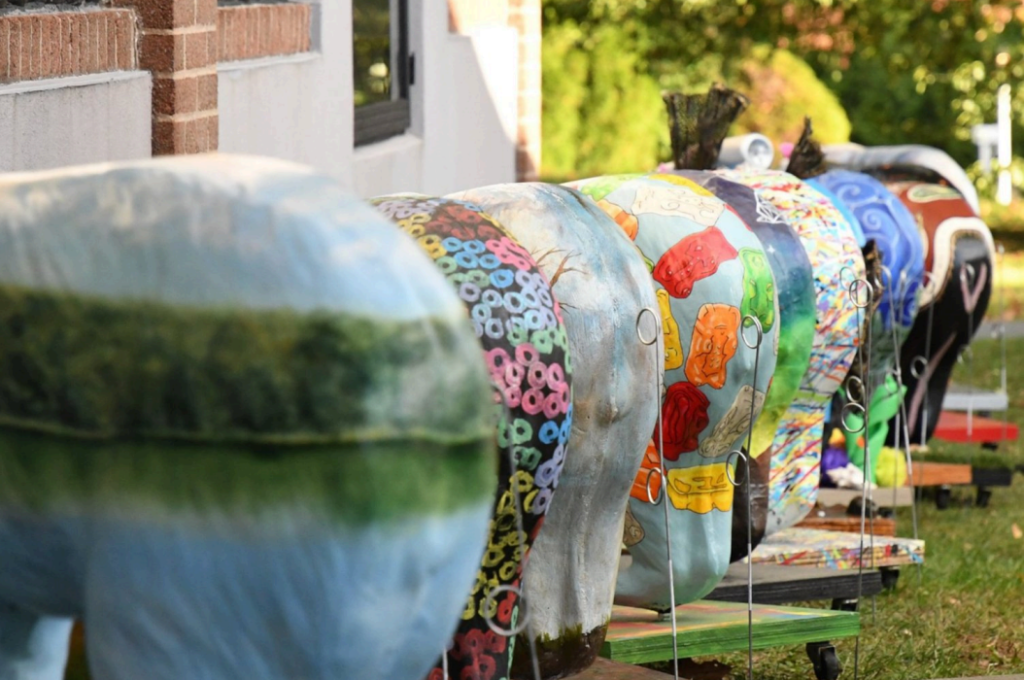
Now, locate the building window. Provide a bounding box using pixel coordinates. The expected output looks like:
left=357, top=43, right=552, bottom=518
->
left=353, top=0, right=411, bottom=146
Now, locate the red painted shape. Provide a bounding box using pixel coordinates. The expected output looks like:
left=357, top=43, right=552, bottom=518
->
left=932, top=410, right=1019, bottom=443
left=653, top=225, right=739, bottom=298
left=654, top=381, right=711, bottom=461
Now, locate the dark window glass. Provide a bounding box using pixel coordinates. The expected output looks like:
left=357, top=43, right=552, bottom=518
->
left=353, top=0, right=411, bottom=146
left=353, top=0, right=393, bottom=107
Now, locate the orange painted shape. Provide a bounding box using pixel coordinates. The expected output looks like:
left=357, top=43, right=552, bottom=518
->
left=630, top=441, right=663, bottom=503
left=685, top=303, right=740, bottom=389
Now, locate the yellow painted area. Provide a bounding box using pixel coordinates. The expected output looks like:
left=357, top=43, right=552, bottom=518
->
left=648, top=173, right=715, bottom=196
left=666, top=463, right=734, bottom=514
left=657, top=289, right=684, bottom=370
left=597, top=199, right=639, bottom=240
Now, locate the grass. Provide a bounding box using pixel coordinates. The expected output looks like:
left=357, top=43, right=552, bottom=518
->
left=645, top=335, right=1024, bottom=679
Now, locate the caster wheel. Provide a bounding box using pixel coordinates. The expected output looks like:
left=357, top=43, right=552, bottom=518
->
left=830, top=598, right=858, bottom=612
left=880, top=568, right=900, bottom=590
left=976, top=487, right=992, bottom=508
left=806, top=642, right=841, bottom=680
left=935, top=486, right=952, bottom=510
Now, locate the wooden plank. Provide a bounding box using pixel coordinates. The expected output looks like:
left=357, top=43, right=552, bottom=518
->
left=933, top=410, right=1019, bottom=443
left=748, top=527, right=925, bottom=569
left=602, top=600, right=859, bottom=665
left=909, top=462, right=973, bottom=486
left=817, top=487, right=914, bottom=508
left=942, top=384, right=1009, bottom=412
left=573, top=657, right=672, bottom=679
left=796, top=515, right=896, bottom=536
left=707, top=563, right=883, bottom=605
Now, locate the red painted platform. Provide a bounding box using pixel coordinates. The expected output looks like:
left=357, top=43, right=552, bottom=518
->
left=932, top=410, right=1018, bottom=444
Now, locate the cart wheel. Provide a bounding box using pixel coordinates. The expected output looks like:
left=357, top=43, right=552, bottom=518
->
left=880, top=568, right=900, bottom=590
left=935, top=486, right=952, bottom=510
left=830, top=598, right=858, bottom=612
left=806, top=642, right=842, bottom=680
left=976, top=487, right=992, bottom=508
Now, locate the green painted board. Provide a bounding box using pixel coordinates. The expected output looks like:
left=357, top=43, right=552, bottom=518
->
left=601, top=600, right=860, bottom=665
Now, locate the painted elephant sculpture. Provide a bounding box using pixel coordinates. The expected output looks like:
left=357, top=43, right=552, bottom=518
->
left=812, top=170, right=925, bottom=484
left=882, top=181, right=994, bottom=446
left=720, top=170, right=865, bottom=536
left=0, top=156, right=497, bottom=680
left=671, top=170, right=816, bottom=561
left=447, top=183, right=660, bottom=680
left=567, top=173, right=778, bottom=611
left=371, top=194, right=573, bottom=680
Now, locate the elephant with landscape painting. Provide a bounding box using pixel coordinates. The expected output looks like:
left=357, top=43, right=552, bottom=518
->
left=0, top=156, right=498, bottom=680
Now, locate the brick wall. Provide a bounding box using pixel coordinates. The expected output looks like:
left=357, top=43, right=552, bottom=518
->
left=2, top=0, right=313, bottom=158
left=0, top=8, right=137, bottom=83
left=113, top=0, right=220, bottom=155
left=509, top=0, right=541, bottom=182
left=218, top=3, right=311, bottom=63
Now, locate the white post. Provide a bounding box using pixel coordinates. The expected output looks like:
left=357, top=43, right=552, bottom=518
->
left=997, top=84, right=1012, bottom=205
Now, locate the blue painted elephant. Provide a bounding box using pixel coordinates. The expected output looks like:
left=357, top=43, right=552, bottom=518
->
left=0, top=156, right=497, bottom=680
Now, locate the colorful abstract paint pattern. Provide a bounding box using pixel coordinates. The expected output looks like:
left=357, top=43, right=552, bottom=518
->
left=814, top=170, right=926, bottom=390
left=372, top=195, right=573, bottom=680
left=721, top=170, right=865, bottom=536
left=570, top=173, right=778, bottom=611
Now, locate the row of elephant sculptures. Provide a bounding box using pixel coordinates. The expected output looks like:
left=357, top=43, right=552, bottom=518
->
left=0, top=148, right=992, bottom=680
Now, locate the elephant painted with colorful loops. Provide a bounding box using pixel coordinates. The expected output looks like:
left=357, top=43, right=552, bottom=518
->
left=371, top=194, right=573, bottom=680
left=448, top=183, right=660, bottom=680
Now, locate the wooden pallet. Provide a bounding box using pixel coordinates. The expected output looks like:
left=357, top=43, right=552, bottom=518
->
left=601, top=600, right=859, bottom=665
left=933, top=410, right=1019, bottom=444
left=817, top=486, right=914, bottom=508
left=748, top=527, right=924, bottom=570
left=796, top=515, right=896, bottom=536
left=707, top=563, right=883, bottom=605
left=910, top=462, right=973, bottom=486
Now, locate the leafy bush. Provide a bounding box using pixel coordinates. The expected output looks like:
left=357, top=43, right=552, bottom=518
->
left=730, top=46, right=852, bottom=147
left=541, top=21, right=668, bottom=181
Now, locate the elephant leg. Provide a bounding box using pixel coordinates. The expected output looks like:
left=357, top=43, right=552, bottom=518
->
left=0, top=603, right=73, bottom=680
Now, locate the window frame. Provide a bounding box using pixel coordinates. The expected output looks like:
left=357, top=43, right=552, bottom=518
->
left=353, top=0, right=411, bottom=147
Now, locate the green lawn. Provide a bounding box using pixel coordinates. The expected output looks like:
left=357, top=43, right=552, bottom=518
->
left=646, top=335, right=1024, bottom=679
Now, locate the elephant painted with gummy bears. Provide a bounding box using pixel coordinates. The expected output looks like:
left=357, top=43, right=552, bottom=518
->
left=567, top=172, right=779, bottom=611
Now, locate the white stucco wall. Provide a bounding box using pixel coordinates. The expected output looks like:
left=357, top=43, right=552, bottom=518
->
left=0, top=71, right=152, bottom=173
left=217, top=0, right=355, bottom=189
left=217, top=0, right=517, bottom=198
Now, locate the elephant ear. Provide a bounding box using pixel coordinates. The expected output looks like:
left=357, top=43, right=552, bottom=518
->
left=786, top=117, right=827, bottom=180
left=664, top=84, right=750, bottom=171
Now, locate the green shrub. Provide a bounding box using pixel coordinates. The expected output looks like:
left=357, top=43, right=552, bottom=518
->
left=730, top=46, right=852, bottom=147
left=541, top=21, right=668, bottom=181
